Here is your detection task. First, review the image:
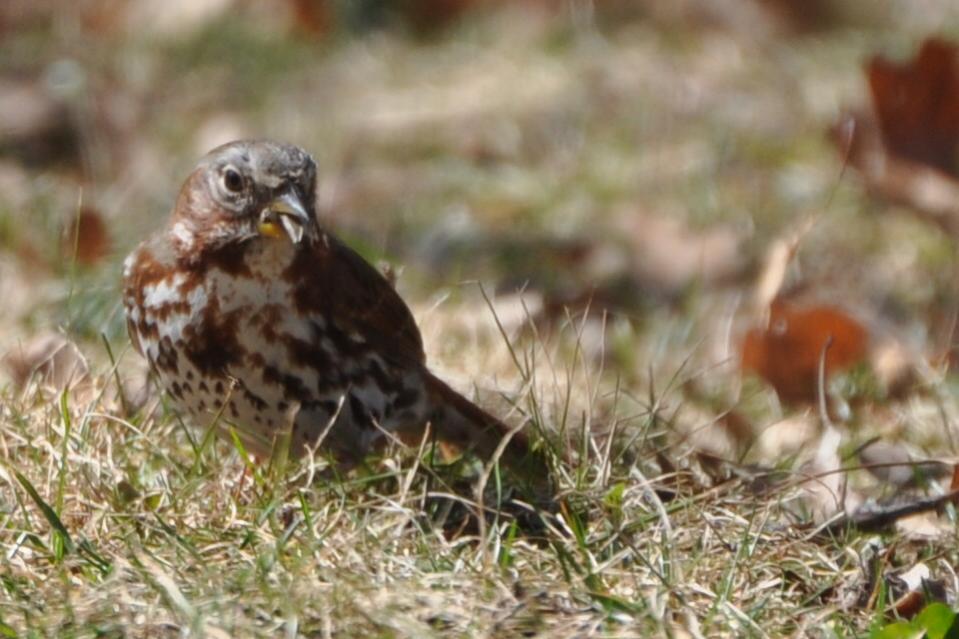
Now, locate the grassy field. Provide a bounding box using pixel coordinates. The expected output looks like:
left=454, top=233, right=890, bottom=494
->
left=3, top=2, right=959, bottom=636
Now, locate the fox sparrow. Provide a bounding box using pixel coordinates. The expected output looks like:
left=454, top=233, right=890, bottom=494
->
left=123, top=140, right=540, bottom=476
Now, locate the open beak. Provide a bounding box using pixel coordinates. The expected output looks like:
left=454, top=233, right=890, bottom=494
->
left=258, top=191, right=310, bottom=243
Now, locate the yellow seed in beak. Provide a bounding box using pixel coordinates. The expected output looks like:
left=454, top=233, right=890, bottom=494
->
left=258, top=191, right=309, bottom=243
left=258, top=221, right=284, bottom=239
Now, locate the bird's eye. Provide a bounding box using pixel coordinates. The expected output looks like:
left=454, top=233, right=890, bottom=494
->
left=222, top=167, right=243, bottom=193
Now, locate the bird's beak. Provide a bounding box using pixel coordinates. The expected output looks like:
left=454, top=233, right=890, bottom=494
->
left=259, top=191, right=310, bottom=243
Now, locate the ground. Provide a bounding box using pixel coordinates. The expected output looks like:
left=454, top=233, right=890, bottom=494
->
left=2, top=2, right=959, bottom=637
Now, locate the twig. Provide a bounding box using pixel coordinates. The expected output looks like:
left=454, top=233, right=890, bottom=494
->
left=817, top=487, right=959, bottom=536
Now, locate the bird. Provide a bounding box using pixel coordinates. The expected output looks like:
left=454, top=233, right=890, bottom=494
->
left=122, top=139, right=545, bottom=482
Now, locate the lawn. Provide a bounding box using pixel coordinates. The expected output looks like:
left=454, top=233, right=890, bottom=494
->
left=2, top=2, right=959, bottom=636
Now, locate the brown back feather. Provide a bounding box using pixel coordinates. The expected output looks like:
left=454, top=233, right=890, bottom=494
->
left=287, top=233, right=426, bottom=366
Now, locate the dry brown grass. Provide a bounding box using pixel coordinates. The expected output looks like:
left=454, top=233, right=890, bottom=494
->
left=4, top=295, right=947, bottom=637
left=4, top=2, right=959, bottom=637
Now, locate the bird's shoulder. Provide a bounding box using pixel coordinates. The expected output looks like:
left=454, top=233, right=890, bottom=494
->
left=286, top=233, right=426, bottom=365
left=122, top=233, right=181, bottom=303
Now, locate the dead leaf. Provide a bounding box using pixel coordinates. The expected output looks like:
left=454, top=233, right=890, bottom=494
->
left=799, top=423, right=852, bottom=524
left=741, top=301, right=869, bottom=404
left=673, top=403, right=746, bottom=465
left=753, top=238, right=793, bottom=317
left=63, top=207, right=111, bottom=267
left=124, top=0, right=235, bottom=37
left=491, top=210, right=746, bottom=323
left=755, top=412, right=819, bottom=462
left=888, top=562, right=948, bottom=618
left=837, top=109, right=959, bottom=235
left=0, top=75, right=81, bottom=168
left=890, top=589, right=925, bottom=620
left=286, top=0, right=332, bottom=37
left=116, top=356, right=152, bottom=417
left=401, top=0, right=485, bottom=34
left=858, top=440, right=949, bottom=488
left=894, top=511, right=951, bottom=541
left=617, top=209, right=747, bottom=295
left=835, top=37, right=959, bottom=238
left=752, top=0, right=841, bottom=33
left=751, top=215, right=816, bottom=318
left=868, top=338, right=916, bottom=398
left=868, top=38, right=959, bottom=176
left=3, top=333, right=89, bottom=394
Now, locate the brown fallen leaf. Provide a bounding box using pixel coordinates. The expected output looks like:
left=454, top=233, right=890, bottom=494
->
left=742, top=301, right=869, bottom=404
left=752, top=0, right=841, bottom=33
left=836, top=37, right=959, bottom=238
left=63, top=207, right=111, bottom=267
left=891, top=590, right=925, bottom=621
left=868, top=38, right=959, bottom=176
left=837, top=109, right=959, bottom=237
left=888, top=562, right=948, bottom=619
left=286, top=0, right=333, bottom=37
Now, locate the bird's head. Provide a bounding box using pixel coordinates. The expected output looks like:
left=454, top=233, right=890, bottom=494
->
left=170, top=139, right=318, bottom=252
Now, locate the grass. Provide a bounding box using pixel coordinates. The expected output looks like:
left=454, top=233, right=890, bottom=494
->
left=4, top=1, right=959, bottom=637
left=0, top=300, right=916, bottom=637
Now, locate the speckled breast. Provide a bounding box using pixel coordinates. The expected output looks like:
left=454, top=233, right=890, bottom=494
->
left=125, top=239, right=421, bottom=459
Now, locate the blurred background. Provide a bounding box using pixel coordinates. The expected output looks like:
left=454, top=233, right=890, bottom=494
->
left=8, top=5, right=959, bottom=631
left=4, top=0, right=959, bottom=465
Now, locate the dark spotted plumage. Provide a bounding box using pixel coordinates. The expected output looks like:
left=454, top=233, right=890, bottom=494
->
left=123, top=139, right=539, bottom=472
